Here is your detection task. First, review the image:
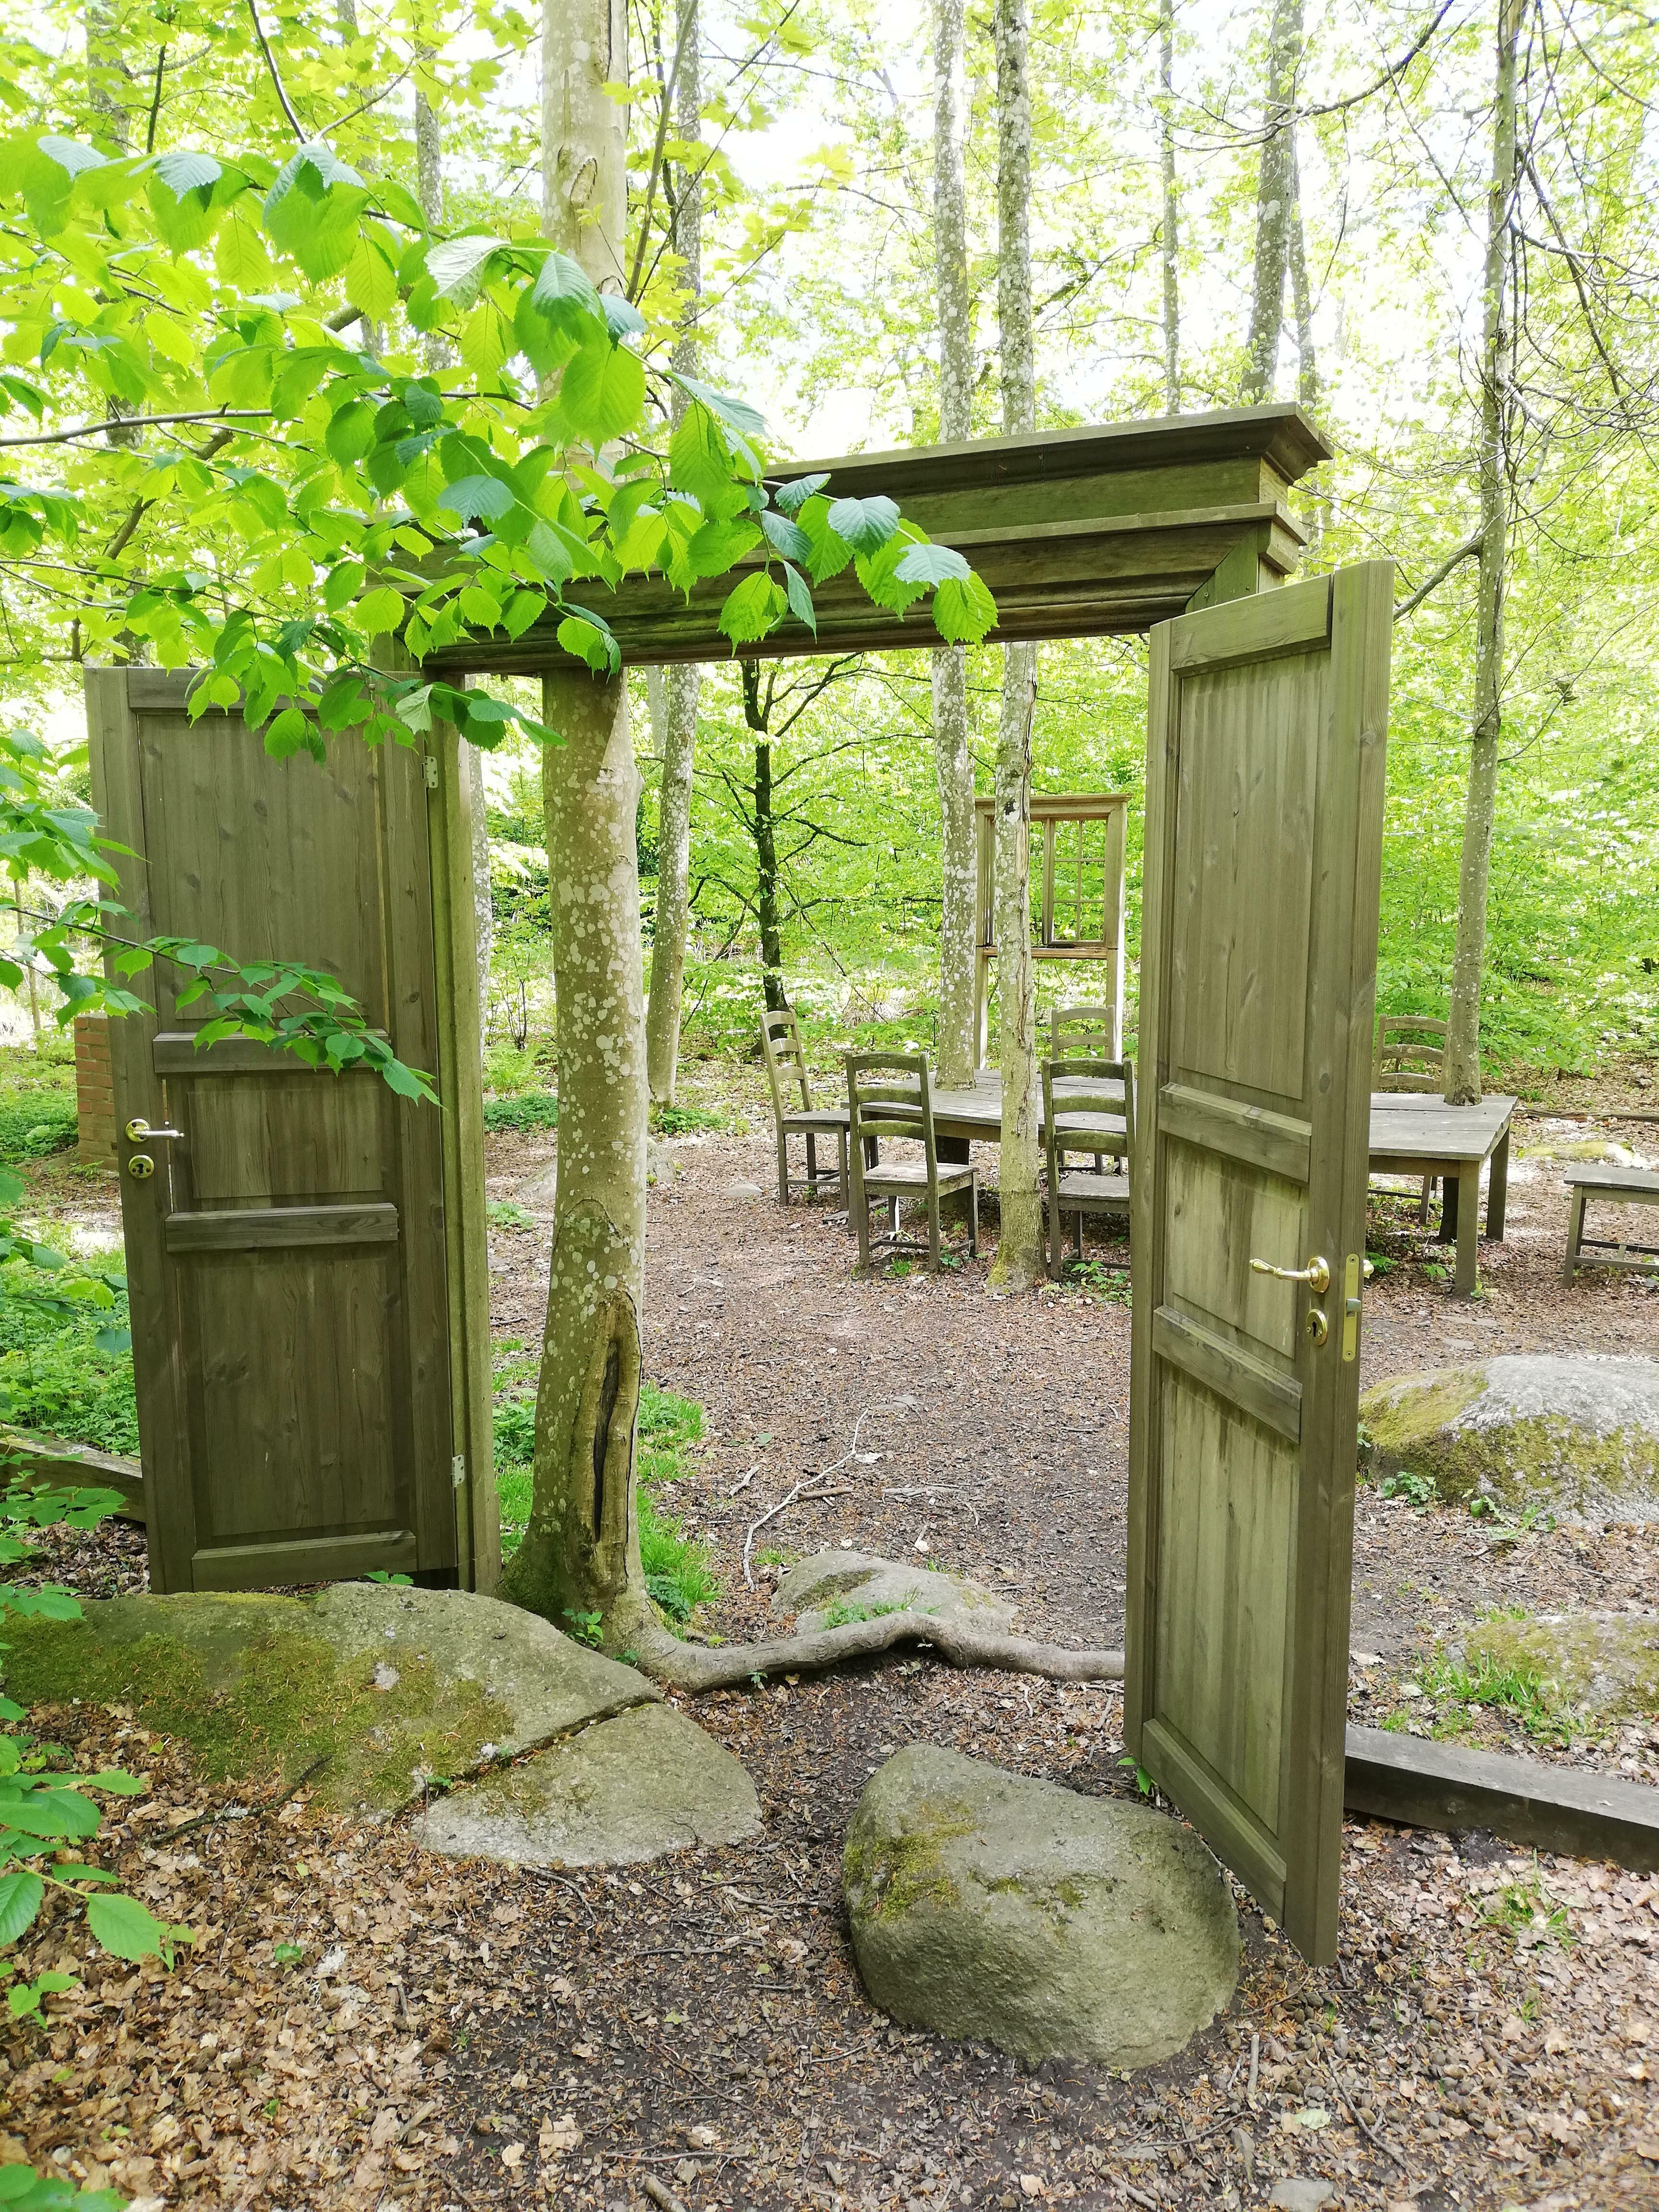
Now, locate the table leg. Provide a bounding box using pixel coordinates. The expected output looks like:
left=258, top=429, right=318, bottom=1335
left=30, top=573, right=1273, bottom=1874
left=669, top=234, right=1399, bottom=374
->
left=937, top=1133, right=971, bottom=1227
left=1438, top=1173, right=1459, bottom=1245
left=1487, top=1128, right=1510, bottom=1241
left=1455, top=1165, right=1479, bottom=1296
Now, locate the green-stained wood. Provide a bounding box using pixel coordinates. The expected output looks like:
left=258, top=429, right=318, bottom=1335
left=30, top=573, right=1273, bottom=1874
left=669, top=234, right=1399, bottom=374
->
left=85, top=667, right=485, bottom=1596
left=422, top=407, right=1327, bottom=677
left=1126, top=562, right=1393, bottom=1967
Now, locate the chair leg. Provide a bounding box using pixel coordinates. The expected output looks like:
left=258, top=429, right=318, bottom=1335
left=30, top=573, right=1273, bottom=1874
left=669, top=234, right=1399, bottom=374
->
left=927, top=1188, right=941, bottom=1273
left=1562, top=1187, right=1586, bottom=1284
left=836, top=1128, right=849, bottom=1209
left=1046, top=1193, right=1060, bottom=1280
left=888, top=1196, right=900, bottom=1238
left=805, top=1131, right=819, bottom=1195
left=854, top=1185, right=871, bottom=1269
left=775, top=1125, right=790, bottom=1204
left=968, top=1169, right=979, bottom=1259
left=1418, top=1175, right=1433, bottom=1226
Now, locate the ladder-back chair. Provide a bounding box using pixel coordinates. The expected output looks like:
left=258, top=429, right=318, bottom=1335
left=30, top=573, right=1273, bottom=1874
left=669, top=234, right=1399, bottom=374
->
left=845, top=1052, right=978, bottom=1271
left=759, top=1007, right=848, bottom=1207
left=1043, top=1055, right=1134, bottom=1278
left=1373, top=1014, right=1452, bottom=1222
left=1050, top=1001, right=1121, bottom=1060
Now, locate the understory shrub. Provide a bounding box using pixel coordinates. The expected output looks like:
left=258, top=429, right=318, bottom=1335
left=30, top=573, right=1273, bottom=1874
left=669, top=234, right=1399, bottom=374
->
left=482, top=1092, right=559, bottom=1135
left=0, top=1269, right=135, bottom=1455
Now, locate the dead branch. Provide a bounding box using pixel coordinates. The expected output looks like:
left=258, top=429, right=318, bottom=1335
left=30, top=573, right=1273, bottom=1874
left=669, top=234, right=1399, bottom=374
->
left=612, top=1593, right=1123, bottom=1692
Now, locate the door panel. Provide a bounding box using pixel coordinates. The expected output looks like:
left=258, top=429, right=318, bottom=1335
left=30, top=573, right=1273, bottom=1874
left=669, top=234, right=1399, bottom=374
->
left=87, top=668, right=474, bottom=1594
left=1127, top=562, right=1392, bottom=1965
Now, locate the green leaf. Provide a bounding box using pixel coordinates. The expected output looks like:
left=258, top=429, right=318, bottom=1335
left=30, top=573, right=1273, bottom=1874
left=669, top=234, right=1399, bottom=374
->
left=826, top=495, right=899, bottom=554
left=0, top=1786, right=99, bottom=1839
left=894, top=542, right=971, bottom=585
left=325, top=400, right=376, bottom=465
left=781, top=561, right=817, bottom=634
left=772, top=472, right=829, bottom=516
left=932, top=570, right=999, bottom=645
left=529, top=249, right=601, bottom=325
left=719, top=572, right=786, bottom=645
left=759, top=510, right=812, bottom=565
left=673, top=373, right=766, bottom=440
left=263, top=142, right=370, bottom=283
left=424, top=233, right=503, bottom=302
left=435, top=475, right=515, bottom=525
left=502, top=589, right=547, bottom=640
left=353, top=586, right=405, bottom=636
left=797, top=496, right=854, bottom=584
left=555, top=615, right=620, bottom=675
left=0, top=1869, right=42, bottom=1946
left=345, top=232, right=398, bottom=322
left=560, top=336, right=646, bottom=446
left=85, top=1889, right=183, bottom=1962
left=668, top=403, right=732, bottom=505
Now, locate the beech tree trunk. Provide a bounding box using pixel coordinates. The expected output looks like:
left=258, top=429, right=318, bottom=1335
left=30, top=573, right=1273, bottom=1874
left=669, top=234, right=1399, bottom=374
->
left=990, top=0, right=1042, bottom=1288
left=1445, top=0, right=1521, bottom=1105
left=929, top=0, right=977, bottom=1089
left=1240, top=0, right=1302, bottom=404
left=502, top=670, right=649, bottom=1623
left=1159, top=0, right=1180, bottom=413
left=504, top=0, right=649, bottom=1628
left=645, top=0, right=703, bottom=1106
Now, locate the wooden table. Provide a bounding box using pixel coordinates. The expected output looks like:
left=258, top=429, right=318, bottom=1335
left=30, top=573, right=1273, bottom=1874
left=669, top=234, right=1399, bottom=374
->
left=918, top=1077, right=1517, bottom=1297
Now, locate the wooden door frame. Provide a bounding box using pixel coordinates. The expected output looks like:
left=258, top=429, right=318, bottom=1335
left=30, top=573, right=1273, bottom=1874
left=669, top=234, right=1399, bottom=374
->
left=1124, top=565, right=1392, bottom=1963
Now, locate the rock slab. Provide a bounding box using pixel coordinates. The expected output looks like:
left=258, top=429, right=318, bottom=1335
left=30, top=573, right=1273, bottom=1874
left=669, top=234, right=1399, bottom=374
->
left=418, top=1702, right=761, bottom=1866
left=842, top=1746, right=1238, bottom=2068
left=1360, top=1355, right=1659, bottom=1521
left=1466, top=1609, right=1659, bottom=1719
left=5, top=1585, right=657, bottom=1813
left=775, top=1551, right=1016, bottom=1636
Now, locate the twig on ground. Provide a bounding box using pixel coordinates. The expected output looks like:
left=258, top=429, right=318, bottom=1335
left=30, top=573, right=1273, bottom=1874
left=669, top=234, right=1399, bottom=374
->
left=639, top=2175, right=688, bottom=2212
left=1325, top=2067, right=1410, bottom=2170
left=727, top=1465, right=759, bottom=1496
left=741, top=1403, right=908, bottom=1584
left=163, top=1753, right=327, bottom=1839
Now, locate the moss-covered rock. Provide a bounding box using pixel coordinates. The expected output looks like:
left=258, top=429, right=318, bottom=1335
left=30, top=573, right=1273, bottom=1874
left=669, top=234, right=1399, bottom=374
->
left=842, top=1746, right=1238, bottom=2069
left=1359, top=1356, right=1659, bottom=1521
left=774, top=1551, right=1015, bottom=1635
left=4, top=1584, right=657, bottom=1814
left=1466, top=1610, right=1659, bottom=1719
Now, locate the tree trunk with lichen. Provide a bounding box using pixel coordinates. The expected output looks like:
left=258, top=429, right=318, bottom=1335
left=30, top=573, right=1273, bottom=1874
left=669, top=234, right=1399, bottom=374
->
left=501, top=670, right=649, bottom=1625
left=645, top=0, right=703, bottom=1105
left=989, top=0, right=1043, bottom=1288
left=503, top=0, right=648, bottom=1631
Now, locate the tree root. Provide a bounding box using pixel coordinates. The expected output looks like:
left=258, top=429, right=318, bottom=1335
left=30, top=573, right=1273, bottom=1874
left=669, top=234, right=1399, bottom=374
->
left=608, top=1591, right=1123, bottom=1693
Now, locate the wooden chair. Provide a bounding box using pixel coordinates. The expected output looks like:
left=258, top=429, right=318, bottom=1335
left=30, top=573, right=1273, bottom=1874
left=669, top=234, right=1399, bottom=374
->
left=1051, top=1002, right=1120, bottom=1060
left=1373, top=1014, right=1451, bottom=1222
left=759, top=1007, right=848, bottom=1207
left=845, top=1052, right=978, bottom=1271
left=1043, top=1055, right=1134, bottom=1278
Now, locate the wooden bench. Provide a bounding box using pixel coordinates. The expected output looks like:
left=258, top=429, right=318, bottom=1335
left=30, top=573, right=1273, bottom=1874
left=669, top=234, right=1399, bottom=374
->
left=1562, top=1162, right=1659, bottom=1281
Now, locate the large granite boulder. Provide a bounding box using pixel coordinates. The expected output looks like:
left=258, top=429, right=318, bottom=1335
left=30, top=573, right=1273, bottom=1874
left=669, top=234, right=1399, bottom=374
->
left=5, top=1584, right=657, bottom=1815
left=1466, top=1610, right=1659, bottom=1720
left=842, top=1746, right=1238, bottom=2069
left=418, top=1701, right=760, bottom=1866
left=1359, top=1356, right=1659, bottom=1521
left=774, top=1551, right=1016, bottom=1636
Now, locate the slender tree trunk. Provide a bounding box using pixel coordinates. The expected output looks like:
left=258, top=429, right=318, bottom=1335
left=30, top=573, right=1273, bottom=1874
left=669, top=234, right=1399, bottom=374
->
left=505, top=0, right=647, bottom=1629
left=1445, top=0, right=1521, bottom=1106
left=990, top=0, right=1042, bottom=1289
left=753, top=739, right=786, bottom=1014
left=644, top=0, right=703, bottom=1105
left=930, top=0, right=976, bottom=1086
left=929, top=0, right=977, bottom=1089
left=1288, top=135, right=1317, bottom=412
left=1159, top=0, right=1181, bottom=413
left=87, top=0, right=131, bottom=148
left=502, top=670, right=649, bottom=1623
left=1240, top=0, right=1302, bottom=404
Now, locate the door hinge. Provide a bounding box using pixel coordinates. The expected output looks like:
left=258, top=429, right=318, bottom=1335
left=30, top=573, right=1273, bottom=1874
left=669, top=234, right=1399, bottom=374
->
left=424, top=754, right=440, bottom=790
left=452, top=1454, right=467, bottom=1491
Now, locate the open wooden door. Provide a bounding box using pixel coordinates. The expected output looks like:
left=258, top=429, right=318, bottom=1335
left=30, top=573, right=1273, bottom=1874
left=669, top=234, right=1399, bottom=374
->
left=1126, top=563, right=1392, bottom=1964
left=87, top=669, right=497, bottom=1597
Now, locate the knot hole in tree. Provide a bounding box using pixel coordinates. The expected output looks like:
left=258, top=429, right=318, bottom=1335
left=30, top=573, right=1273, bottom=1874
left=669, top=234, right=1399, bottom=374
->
left=575, top=1293, right=641, bottom=1593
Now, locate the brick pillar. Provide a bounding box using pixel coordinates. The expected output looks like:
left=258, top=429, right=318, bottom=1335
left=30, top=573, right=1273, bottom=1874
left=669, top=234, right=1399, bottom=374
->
left=74, top=1014, right=118, bottom=1166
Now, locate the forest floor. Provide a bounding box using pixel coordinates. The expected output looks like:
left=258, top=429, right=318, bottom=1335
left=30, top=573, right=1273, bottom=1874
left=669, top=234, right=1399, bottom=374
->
left=8, top=1064, right=1659, bottom=2212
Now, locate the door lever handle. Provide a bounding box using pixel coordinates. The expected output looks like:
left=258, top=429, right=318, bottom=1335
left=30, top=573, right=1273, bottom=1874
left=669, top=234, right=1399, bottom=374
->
left=125, top=1118, right=184, bottom=1142
left=1250, top=1254, right=1331, bottom=1294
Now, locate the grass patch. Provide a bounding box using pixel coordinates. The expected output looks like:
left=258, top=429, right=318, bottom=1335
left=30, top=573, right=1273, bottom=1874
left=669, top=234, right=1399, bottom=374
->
left=817, top=1594, right=933, bottom=1629
left=482, top=1091, right=559, bottom=1134
left=649, top=1102, right=727, bottom=1136
left=1382, top=1645, right=1570, bottom=1746
left=0, top=1043, right=79, bottom=1165
left=493, top=1374, right=715, bottom=1629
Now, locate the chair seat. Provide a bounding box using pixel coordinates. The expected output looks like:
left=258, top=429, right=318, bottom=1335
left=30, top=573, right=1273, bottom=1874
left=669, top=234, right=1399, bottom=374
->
left=863, top=1161, right=976, bottom=1196
left=1563, top=1164, right=1659, bottom=1196
left=1050, top=1112, right=1127, bottom=1147
left=781, top=1106, right=849, bottom=1133
left=1054, top=1169, right=1130, bottom=1207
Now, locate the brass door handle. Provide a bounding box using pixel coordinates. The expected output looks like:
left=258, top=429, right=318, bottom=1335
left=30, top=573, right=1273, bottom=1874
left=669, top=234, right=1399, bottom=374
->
left=125, top=1118, right=183, bottom=1142
left=1250, top=1254, right=1331, bottom=1294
